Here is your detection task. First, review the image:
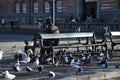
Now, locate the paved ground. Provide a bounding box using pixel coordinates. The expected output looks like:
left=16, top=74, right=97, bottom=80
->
left=0, top=30, right=120, bottom=80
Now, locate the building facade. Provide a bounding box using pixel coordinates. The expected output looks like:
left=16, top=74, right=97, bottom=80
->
left=0, top=0, right=78, bottom=24
left=99, top=0, right=120, bottom=23
left=0, top=0, right=98, bottom=24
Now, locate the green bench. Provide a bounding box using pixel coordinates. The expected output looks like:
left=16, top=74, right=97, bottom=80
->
left=33, top=32, right=106, bottom=64
left=109, top=31, right=120, bottom=51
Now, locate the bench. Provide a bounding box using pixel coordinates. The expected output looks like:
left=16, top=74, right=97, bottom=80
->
left=108, top=31, right=120, bottom=51
left=33, top=32, right=107, bottom=64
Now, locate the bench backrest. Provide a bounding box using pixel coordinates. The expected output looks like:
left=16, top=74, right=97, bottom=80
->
left=40, top=32, right=93, bottom=39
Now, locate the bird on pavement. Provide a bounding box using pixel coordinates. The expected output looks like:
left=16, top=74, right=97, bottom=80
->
left=99, top=58, right=108, bottom=68
left=70, top=58, right=80, bottom=68
left=26, top=66, right=34, bottom=73
left=115, top=63, right=120, bottom=68
left=13, top=59, right=22, bottom=72
left=33, top=57, right=39, bottom=66
left=48, top=71, right=55, bottom=80
left=75, top=66, right=83, bottom=75
left=3, top=70, right=16, bottom=80
left=37, top=65, right=43, bottom=74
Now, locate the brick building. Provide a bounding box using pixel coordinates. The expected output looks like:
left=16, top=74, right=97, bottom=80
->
left=99, top=0, right=120, bottom=23
left=0, top=0, right=98, bottom=24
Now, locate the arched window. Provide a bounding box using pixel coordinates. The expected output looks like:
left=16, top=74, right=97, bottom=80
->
left=34, top=2, right=39, bottom=13
left=45, top=2, right=50, bottom=13
left=15, top=3, right=20, bottom=13
left=57, top=1, right=62, bottom=12
left=22, top=2, right=27, bottom=13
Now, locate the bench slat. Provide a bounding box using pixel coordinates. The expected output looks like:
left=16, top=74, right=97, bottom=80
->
left=43, top=43, right=105, bottom=49
left=40, top=32, right=93, bottom=39
left=111, top=32, right=120, bottom=36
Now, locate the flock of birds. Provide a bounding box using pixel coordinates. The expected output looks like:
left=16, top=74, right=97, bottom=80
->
left=0, top=45, right=120, bottom=80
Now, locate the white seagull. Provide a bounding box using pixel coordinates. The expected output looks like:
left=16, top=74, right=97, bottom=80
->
left=48, top=71, right=55, bottom=80
left=3, top=70, right=16, bottom=80
left=0, top=50, right=4, bottom=60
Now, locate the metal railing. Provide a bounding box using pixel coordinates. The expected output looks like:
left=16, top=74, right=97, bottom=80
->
left=56, top=23, right=120, bottom=36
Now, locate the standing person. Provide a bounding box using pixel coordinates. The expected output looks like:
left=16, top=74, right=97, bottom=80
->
left=38, top=17, right=42, bottom=31
left=10, top=19, right=14, bottom=31
left=2, top=18, right=5, bottom=28
left=40, top=18, right=60, bottom=64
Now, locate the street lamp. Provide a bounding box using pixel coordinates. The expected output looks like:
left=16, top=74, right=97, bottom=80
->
left=52, top=0, right=55, bottom=25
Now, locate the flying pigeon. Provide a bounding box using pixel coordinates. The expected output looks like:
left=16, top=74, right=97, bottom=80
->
left=48, top=71, right=55, bottom=80
left=3, top=70, right=16, bottom=80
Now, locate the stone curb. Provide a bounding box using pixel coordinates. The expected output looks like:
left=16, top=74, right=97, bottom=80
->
left=58, top=71, right=120, bottom=80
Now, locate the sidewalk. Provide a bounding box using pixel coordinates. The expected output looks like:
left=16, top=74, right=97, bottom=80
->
left=0, top=24, right=42, bottom=35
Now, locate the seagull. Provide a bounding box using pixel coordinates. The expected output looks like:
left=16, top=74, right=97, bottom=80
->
left=75, top=66, right=83, bottom=75
left=0, top=50, right=4, bottom=60
left=26, top=66, right=34, bottom=73
left=13, top=59, right=22, bottom=72
left=48, top=71, right=55, bottom=80
left=3, top=70, right=16, bottom=80
left=38, top=65, right=43, bottom=74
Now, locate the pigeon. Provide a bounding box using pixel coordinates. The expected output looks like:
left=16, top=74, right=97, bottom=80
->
left=70, top=58, right=80, bottom=68
left=33, top=57, right=39, bottom=66
left=99, top=59, right=108, bottom=68
left=12, top=45, right=17, bottom=48
left=38, top=65, right=43, bottom=74
left=0, top=50, right=4, bottom=60
left=26, top=66, right=33, bottom=73
left=75, top=66, right=83, bottom=75
left=3, top=70, right=16, bottom=80
left=115, top=63, right=120, bottom=68
left=48, top=71, right=55, bottom=80
left=13, top=59, right=22, bottom=72
left=14, top=53, right=22, bottom=61
left=20, top=52, right=31, bottom=63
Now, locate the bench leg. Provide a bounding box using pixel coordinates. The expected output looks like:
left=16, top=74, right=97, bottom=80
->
left=52, top=47, right=55, bottom=64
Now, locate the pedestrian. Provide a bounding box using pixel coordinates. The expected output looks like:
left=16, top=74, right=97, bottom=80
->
left=2, top=18, right=5, bottom=28
left=10, top=19, right=14, bottom=31
left=38, top=17, right=42, bottom=31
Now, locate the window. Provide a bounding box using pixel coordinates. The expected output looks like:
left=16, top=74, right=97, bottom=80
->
left=34, top=2, right=39, bottom=13
left=57, top=1, right=62, bottom=12
left=85, top=0, right=97, bottom=2
left=22, top=3, right=27, bottom=13
left=15, top=4, right=20, bottom=13
left=45, top=2, right=50, bottom=13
